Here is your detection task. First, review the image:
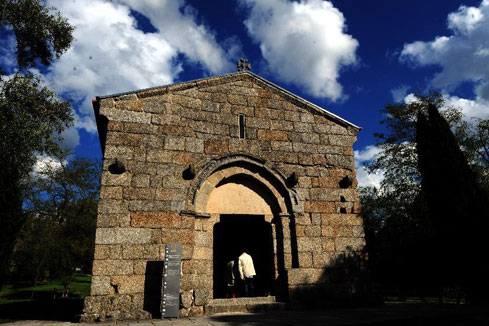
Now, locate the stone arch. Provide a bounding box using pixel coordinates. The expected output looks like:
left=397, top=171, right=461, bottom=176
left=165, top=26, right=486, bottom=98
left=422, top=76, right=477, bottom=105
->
left=185, top=154, right=298, bottom=216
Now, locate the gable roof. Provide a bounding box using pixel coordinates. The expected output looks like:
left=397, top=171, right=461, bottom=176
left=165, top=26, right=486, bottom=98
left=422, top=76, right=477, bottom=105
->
left=96, top=71, right=361, bottom=131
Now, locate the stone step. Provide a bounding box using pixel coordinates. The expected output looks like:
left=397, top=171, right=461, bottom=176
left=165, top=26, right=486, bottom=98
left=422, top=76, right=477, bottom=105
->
left=205, top=296, right=286, bottom=315
left=210, top=296, right=277, bottom=305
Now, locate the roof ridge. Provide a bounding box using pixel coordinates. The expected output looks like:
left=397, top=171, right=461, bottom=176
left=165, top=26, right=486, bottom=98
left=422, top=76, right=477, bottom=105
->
left=96, top=71, right=361, bottom=130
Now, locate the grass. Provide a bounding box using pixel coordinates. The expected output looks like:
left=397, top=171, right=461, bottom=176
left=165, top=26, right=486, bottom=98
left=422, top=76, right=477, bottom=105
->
left=0, top=273, right=91, bottom=323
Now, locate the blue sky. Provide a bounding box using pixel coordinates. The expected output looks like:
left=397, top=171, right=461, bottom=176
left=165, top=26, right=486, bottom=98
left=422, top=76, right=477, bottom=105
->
left=2, top=0, right=489, bottom=187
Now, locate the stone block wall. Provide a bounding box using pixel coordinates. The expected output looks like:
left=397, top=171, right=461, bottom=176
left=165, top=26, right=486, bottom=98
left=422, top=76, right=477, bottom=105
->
left=83, top=71, right=365, bottom=321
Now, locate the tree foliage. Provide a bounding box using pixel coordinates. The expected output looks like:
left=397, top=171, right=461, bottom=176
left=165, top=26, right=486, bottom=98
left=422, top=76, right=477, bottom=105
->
left=13, top=155, right=100, bottom=294
left=0, top=0, right=74, bottom=69
left=0, top=0, right=74, bottom=288
left=362, top=92, right=489, bottom=300
left=416, top=104, right=489, bottom=301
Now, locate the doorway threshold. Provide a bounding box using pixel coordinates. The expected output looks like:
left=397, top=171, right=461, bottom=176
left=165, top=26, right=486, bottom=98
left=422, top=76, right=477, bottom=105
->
left=205, top=296, right=286, bottom=315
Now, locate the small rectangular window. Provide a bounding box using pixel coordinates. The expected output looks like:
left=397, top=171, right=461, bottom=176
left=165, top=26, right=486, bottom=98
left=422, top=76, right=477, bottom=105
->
left=239, top=114, right=246, bottom=139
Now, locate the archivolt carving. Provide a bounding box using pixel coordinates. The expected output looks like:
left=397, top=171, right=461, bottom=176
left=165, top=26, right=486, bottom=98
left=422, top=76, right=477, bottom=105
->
left=185, top=154, right=298, bottom=215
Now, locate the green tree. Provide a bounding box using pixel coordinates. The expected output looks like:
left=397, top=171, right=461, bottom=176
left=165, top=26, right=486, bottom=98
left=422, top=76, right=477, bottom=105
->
left=416, top=104, right=489, bottom=302
left=0, top=0, right=74, bottom=69
left=13, top=155, right=100, bottom=296
left=362, top=92, right=489, bottom=300
left=0, top=0, right=74, bottom=288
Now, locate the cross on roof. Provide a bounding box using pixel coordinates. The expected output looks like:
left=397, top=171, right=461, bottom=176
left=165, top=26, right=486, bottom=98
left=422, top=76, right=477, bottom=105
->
left=237, top=58, right=251, bottom=71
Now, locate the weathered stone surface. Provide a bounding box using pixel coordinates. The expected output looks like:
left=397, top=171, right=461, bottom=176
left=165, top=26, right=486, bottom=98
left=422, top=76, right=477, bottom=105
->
left=95, top=228, right=152, bottom=244
left=155, top=188, right=186, bottom=201
left=98, top=200, right=129, bottom=215
left=101, top=173, right=131, bottom=187
left=304, top=201, right=336, bottom=213
left=131, top=174, right=150, bottom=188
left=352, top=225, right=365, bottom=237
left=111, top=275, right=145, bottom=294
left=192, top=246, right=212, bottom=259
left=133, top=261, right=147, bottom=275
left=94, top=244, right=122, bottom=260
left=146, top=149, right=173, bottom=163
left=161, top=228, right=194, bottom=245
left=185, top=137, right=204, bottom=153
left=130, top=211, right=181, bottom=228
left=165, top=136, right=185, bottom=151
left=321, top=226, right=353, bottom=237
left=257, top=129, right=287, bottom=141
left=180, top=274, right=213, bottom=291
left=188, top=305, right=204, bottom=316
left=92, top=260, right=133, bottom=276
left=90, top=276, right=111, bottom=295
left=321, top=214, right=363, bottom=226
left=122, top=244, right=160, bottom=260
left=193, top=231, right=210, bottom=247
left=335, top=237, right=365, bottom=252
left=100, top=186, right=123, bottom=200
left=102, top=108, right=151, bottom=124
left=83, top=294, right=133, bottom=314
left=312, top=252, right=335, bottom=268
left=297, top=237, right=322, bottom=253
left=88, top=71, right=364, bottom=321
left=298, top=252, right=313, bottom=268
left=182, top=259, right=212, bottom=275
left=180, top=290, right=194, bottom=309
left=123, top=187, right=155, bottom=200
left=204, top=139, right=229, bottom=155
left=97, top=214, right=130, bottom=228
left=322, top=238, right=335, bottom=252
left=304, top=225, right=321, bottom=237
left=194, top=288, right=211, bottom=306
left=287, top=268, right=325, bottom=285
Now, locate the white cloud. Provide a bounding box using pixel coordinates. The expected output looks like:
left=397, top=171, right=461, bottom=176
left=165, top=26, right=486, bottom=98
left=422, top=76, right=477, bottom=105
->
left=40, top=0, right=237, bottom=149
left=400, top=1, right=489, bottom=123
left=404, top=93, right=418, bottom=104
left=116, top=0, right=236, bottom=75
left=354, top=145, right=384, bottom=188
left=400, top=1, right=489, bottom=102
left=445, top=95, right=489, bottom=120
left=447, top=3, right=484, bottom=34
left=391, top=85, right=410, bottom=103
left=32, top=155, right=65, bottom=177
left=75, top=114, right=98, bottom=134
left=239, top=0, right=358, bottom=101
left=403, top=92, right=489, bottom=121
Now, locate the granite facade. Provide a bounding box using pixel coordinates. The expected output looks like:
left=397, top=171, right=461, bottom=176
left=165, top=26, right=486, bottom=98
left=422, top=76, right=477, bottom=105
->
left=82, top=71, right=365, bottom=321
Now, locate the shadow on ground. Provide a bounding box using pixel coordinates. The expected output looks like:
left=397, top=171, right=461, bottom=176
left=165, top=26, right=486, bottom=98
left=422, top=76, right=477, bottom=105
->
left=208, top=303, right=489, bottom=326
left=0, top=298, right=83, bottom=323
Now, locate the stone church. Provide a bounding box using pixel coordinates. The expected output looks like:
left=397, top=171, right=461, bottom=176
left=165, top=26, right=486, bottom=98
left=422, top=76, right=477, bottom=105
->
left=82, top=65, right=366, bottom=321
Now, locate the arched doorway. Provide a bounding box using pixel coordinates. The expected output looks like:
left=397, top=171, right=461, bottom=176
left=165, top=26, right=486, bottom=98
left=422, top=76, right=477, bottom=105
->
left=186, top=155, right=299, bottom=301
left=207, top=174, right=279, bottom=298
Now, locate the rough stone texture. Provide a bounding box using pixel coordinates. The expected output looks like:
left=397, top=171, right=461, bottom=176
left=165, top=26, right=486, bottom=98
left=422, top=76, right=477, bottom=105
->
left=90, top=276, right=111, bottom=295
left=180, top=290, right=194, bottom=309
left=85, top=71, right=365, bottom=320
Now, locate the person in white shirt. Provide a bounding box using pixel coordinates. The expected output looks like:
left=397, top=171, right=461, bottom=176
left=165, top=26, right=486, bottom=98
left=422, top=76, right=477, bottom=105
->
left=238, top=250, right=256, bottom=297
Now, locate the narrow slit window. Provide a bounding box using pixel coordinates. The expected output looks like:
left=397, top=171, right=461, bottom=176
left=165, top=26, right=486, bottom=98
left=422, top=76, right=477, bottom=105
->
left=239, top=114, right=246, bottom=139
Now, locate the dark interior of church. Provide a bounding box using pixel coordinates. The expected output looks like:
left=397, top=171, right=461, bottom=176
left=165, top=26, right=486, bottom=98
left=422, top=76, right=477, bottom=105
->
left=213, top=214, right=275, bottom=299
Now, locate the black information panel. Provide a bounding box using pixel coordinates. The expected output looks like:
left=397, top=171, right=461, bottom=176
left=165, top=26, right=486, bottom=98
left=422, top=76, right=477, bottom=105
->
left=161, top=243, right=182, bottom=318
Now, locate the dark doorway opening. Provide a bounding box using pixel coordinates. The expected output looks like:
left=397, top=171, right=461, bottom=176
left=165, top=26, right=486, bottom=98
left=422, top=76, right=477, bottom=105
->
left=143, top=261, right=163, bottom=318
left=213, top=214, right=275, bottom=299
